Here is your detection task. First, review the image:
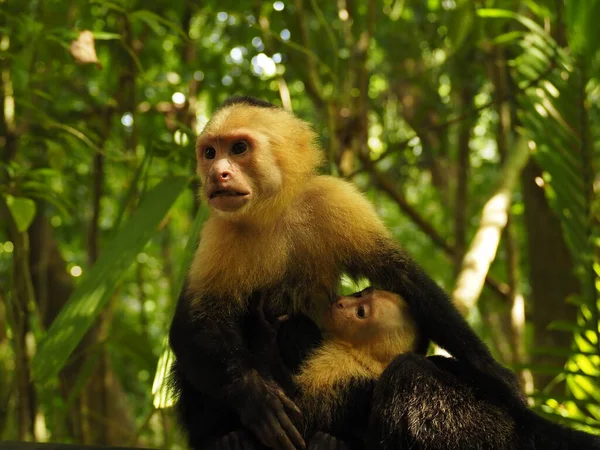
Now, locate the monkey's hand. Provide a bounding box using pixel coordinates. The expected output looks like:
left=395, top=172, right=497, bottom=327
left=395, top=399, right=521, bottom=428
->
left=251, top=291, right=289, bottom=338
left=308, top=432, right=350, bottom=450
left=234, top=369, right=305, bottom=450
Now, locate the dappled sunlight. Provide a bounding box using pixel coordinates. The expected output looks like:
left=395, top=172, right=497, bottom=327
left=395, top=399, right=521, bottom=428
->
left=453, top=191, right=510, bottom=313
left=3, top=0, right=600, bottom=444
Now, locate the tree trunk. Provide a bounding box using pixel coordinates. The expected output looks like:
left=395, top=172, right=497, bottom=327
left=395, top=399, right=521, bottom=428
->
left=521, top=160, right=579, bottom=392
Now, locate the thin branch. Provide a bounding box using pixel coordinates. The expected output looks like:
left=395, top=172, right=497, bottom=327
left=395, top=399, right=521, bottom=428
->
left=291, top=0, right=326, bottom=108
left=452, top=137, right=531, bottom=314
left=309, top=0, right=339, bottom=83
left=454, top=84, right=474, bottom=277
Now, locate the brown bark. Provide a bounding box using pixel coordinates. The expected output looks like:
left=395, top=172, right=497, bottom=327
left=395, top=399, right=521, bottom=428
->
left=1, top=52, right=38, bottom=440
left=521, top=160, right=579, bottom=392
left=454, top=84, right=475, bottom=277
left=0, top=291, right=11, bottom=439
left=0, top=195, right=42, bottom=442
left=488, top=44, right=532, bottom=389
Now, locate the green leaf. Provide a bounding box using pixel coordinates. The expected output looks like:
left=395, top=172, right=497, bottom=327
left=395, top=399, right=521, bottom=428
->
left=445, top=2, right=474, bottom=52
left=152, top=205, right=209, bottom=409
left=491, top=31, right=525, bottom=45
left=170, top=205, right=209, bottom=301
left=129, top=10, right=188, bottom=40
left=91, top=31, right=122, bottom=40
left=32, top=176, right=189, bottom=385
left=5, top=195, right=36, bottom=232
left=565, top=0, right=600, bottom=62
left=477, top=8, right=547, bottom=37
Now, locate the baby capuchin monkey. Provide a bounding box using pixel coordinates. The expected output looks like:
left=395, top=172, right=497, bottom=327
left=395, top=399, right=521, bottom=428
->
left=290, top=287, right=421, bottom=449
left=169, top=96, right=521, bottom=449
left=262, top=289, right=600, bottom=450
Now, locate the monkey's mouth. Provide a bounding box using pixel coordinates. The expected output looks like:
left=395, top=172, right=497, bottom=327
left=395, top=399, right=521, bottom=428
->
left=209, top=189, right=250, bottom=199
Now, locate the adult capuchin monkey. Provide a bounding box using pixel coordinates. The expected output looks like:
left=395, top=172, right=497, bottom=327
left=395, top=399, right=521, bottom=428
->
left=168, top=96, right=521, bottom=449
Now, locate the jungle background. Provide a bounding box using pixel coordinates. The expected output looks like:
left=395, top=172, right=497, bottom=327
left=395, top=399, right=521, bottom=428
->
left=1, top=0, right=599, bottom=447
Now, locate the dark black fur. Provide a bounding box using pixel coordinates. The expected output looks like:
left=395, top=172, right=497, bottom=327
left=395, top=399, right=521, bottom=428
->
left=170, top=289, right=323, bottom=449
left=369, top=353, right=600, bottom=450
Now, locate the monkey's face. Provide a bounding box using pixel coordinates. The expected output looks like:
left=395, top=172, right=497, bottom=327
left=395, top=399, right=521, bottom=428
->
left=196, top=134, right=255, bottom=213
left=324, top=287, right=413, bottom=347
left=195, top=103, right=323, bottom=218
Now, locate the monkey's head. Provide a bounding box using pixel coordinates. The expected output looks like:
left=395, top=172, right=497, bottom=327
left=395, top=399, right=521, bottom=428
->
left=323, top=287, right=419, bottom=365
left=195, top=96, right=323, bottom=219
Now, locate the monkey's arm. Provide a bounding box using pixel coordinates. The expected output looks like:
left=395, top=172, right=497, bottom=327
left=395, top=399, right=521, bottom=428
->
left=169, top=285, right=305, bottom=450
left=344, top=236, right=522, bottom=403
left=309, top=177, right=519, bottom=401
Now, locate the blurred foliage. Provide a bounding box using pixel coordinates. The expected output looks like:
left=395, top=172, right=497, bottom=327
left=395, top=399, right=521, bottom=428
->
left=0, top=0, right=599, bottom=446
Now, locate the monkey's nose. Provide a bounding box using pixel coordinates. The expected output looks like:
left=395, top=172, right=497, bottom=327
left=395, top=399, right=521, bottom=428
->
left=336, top=301, right=344, bottom=309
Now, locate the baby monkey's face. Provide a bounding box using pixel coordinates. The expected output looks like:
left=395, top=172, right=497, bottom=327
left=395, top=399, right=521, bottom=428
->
left=323, top=287, right=414, bottom=348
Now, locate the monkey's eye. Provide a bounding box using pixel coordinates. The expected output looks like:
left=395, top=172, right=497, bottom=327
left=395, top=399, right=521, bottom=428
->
left=231, top=141, right=248, bottom=155
left=204, top=147, right=216, bottom=159
left=356, top=304, right=370, bottom=319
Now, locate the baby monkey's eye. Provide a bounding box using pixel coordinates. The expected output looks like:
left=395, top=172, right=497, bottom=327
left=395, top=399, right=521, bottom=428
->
left=204, top=147, right=216, bottom=159
left=356, top=305, right=369, bottom=319
left=231, top=141, right=248, bottom=155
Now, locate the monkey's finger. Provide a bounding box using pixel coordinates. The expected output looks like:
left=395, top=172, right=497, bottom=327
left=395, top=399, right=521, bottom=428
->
left=266, top=414, right=297, bottom=450
left=273, top=408, right=304, bottom=449
left=261, top=408, right=297, bottom=450
left=253, top=422, right=273, bottom=448
left=259, top=416, right=290, bottom=450
left=277, top=392, right=303, bottom=423
left=280, top=416, right=305, bottom=449
left=274, top=429, right=298, bottom=450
